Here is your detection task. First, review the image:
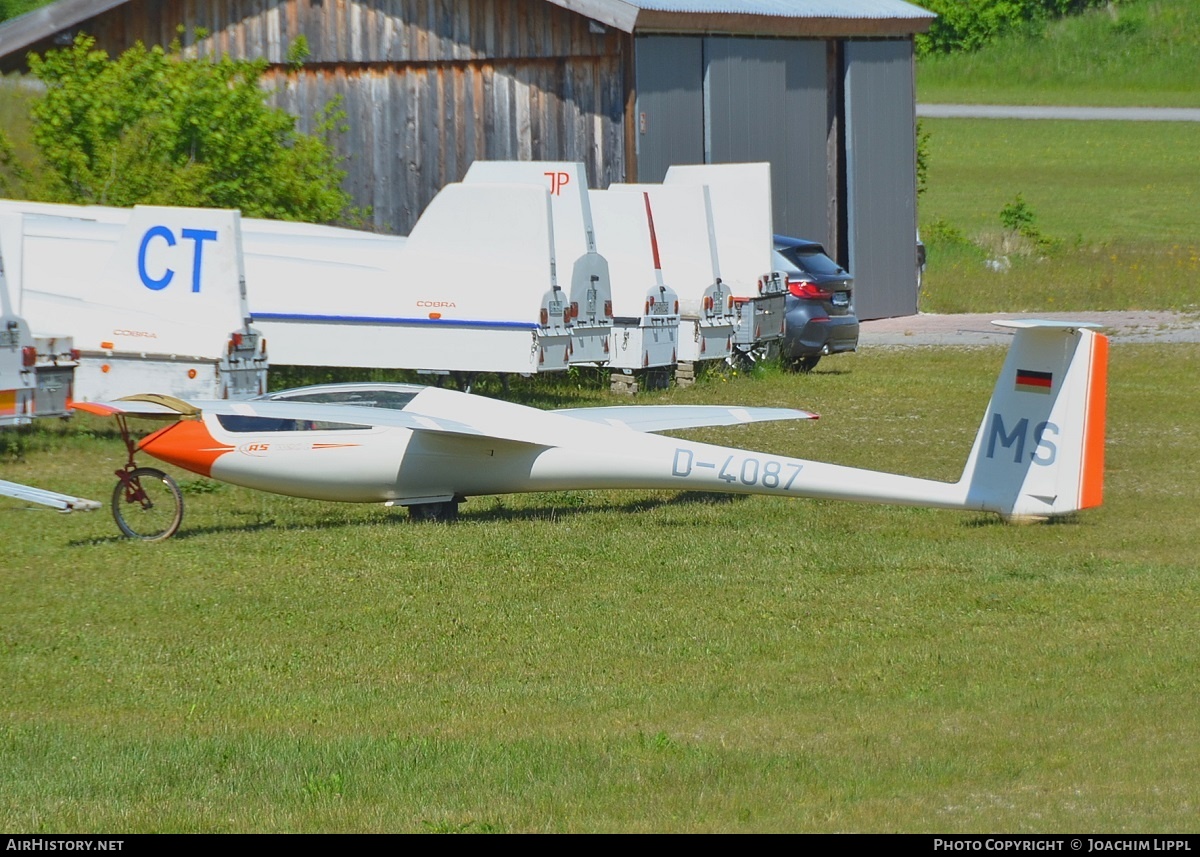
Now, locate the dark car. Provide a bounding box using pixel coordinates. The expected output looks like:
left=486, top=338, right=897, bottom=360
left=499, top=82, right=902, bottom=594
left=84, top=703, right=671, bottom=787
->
left=772, top=235, right=859, bottom=371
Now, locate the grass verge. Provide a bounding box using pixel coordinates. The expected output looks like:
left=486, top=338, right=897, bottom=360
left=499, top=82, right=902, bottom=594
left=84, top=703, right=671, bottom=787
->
left=918, top=119, right=1200, bottom=313
left=2, top=342, right=1197, bottom=832
left=918, top=0, right=1200, bottom=108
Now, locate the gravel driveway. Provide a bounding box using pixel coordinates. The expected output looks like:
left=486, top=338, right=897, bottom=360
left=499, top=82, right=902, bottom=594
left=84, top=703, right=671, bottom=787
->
left=858, top=311, right=1200, bottom=348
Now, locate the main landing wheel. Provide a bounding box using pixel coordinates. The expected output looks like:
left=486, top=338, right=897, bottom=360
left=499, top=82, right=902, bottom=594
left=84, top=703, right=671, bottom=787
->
left=112, top=467, right=184, bottom=541
left=408, top=501, right=460, bottom=523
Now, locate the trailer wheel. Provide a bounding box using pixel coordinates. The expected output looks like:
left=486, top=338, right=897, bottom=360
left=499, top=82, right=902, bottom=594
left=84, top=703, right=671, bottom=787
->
left=453, top=372, right=477, bottom=394
left=112, top=467, right=184, bottom=541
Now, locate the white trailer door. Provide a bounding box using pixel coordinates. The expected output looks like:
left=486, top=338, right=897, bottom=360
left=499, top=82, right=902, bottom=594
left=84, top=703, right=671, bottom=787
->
left=19, top=206, right=247, bottom=361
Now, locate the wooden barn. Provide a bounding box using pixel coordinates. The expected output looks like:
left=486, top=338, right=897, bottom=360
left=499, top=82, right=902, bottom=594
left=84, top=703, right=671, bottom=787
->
left=0, top=0, right=935, bottom=319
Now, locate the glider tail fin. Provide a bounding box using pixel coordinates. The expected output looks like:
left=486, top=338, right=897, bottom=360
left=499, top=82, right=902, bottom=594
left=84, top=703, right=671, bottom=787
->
left=958, top=320, right=1108, bottom=521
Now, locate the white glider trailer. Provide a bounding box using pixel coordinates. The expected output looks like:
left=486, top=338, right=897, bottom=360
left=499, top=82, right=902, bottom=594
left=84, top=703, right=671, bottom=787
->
left=584, top=187, right=681, bottom=392
left=0, top=212, right=77, bottom=427
left=464, top=161, right=682, bottom=393
left=462, top=162, right=614, bottom=368
left=661, top=163, right=788, bottom=364
left=605, top=182, right=735, bottom=384
left=0, top=213, right=99, bottom=513
left=244, top=181, right=573, bottom=388
left=0, top=202, right=266, bottom=402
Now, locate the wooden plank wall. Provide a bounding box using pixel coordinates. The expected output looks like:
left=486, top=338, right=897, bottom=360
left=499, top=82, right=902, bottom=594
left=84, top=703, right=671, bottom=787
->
left=73, top=0, right=629, bottom=233
left=266, top=55, right=626, bottom=233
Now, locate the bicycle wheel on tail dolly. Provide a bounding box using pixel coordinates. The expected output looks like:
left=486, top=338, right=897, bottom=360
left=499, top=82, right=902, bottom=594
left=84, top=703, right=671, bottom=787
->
left=112, top=467, right=184, bottom=541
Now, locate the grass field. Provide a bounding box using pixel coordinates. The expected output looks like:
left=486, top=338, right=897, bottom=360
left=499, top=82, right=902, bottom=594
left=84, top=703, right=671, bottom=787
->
left=917, top=0, right=1200, bottom=108
left=2, top=344, right=1198, bottom=832
left=917, top=119, right=1200, bottom=313
left=915, top=0, right=1200, bottom=314
left=2, top=0, right=1197, bottom=834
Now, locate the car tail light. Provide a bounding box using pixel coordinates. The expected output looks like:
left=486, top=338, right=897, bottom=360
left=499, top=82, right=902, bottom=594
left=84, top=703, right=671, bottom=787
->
left=788, top=280, right=833, bottom=301
left=22, top=346, right=36, bottom=367
left=603, top=300, right=612, bottom=317
left=570, top=302, right=579, bottom=319
left=540, top=308, right=549, bottom=326
left=70, top=349, right=81, bottom=361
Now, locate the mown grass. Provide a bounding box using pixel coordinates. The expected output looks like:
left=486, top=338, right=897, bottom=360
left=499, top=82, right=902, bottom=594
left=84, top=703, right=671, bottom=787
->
left=917, top=118, right=1200, bottom=313
left=918, top=0, right=1200, bottom=107
left=2, top=343, right=1198, bottom=832
left=916, top=0, right=1200, bottom=314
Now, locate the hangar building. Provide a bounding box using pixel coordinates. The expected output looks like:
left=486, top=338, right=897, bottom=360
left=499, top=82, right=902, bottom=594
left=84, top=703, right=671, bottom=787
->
left=0, top=0, right=934, bottom=318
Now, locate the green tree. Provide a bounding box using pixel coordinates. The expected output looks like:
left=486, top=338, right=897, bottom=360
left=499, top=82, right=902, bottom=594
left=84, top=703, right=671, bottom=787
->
left=26, top=34, right=354, bottom=223
left=916, top=120, right=930, bottom=198
left=0, top=128, right=28, bottom=196
left=916, top=0, right=1119, bottom=55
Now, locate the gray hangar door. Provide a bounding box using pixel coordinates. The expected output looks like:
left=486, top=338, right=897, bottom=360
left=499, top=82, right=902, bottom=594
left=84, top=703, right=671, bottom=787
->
left=844, top=40, right=919, bottom=320
left=634, top=36, right=830, bottom=246
left=634, top=36, right=705, bottom=183
left=705, top=38, right=830, bottom=247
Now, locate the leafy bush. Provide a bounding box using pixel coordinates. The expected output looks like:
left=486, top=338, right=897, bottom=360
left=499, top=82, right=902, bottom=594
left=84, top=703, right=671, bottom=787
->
left=916, top=0, right=1125, bottom=55
left=999, top=194, right=1060, bottom=253
left=26, top=34, right=355, bottom=224
left=0, top=127, right=29, bottom=195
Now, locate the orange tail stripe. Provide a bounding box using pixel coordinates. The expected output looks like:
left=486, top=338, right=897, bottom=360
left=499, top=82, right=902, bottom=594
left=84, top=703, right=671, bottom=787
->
left=138, top=420, right=234, bottom=478
left=1079, top=333, right=1108, bottom=509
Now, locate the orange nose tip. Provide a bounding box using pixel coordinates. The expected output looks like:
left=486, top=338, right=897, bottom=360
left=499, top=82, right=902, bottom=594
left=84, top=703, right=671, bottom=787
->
left=138, top=420, right=234, bottom=478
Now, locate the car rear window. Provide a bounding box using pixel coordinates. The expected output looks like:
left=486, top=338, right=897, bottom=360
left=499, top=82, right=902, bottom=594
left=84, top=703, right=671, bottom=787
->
left=778, top=247, right=844, bottom=276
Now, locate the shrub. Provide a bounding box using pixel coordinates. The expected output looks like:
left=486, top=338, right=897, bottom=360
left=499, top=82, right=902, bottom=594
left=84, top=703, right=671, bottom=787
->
left=26, top=34, right=355, bottom=224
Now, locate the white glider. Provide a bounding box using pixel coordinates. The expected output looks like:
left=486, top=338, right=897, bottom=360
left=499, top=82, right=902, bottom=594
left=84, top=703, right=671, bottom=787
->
left=73, top=320, right=1107, bottom=540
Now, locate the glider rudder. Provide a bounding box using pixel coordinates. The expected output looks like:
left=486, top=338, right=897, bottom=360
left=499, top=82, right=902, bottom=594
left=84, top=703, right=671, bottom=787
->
left=958, top=320, right=1108, bottom=521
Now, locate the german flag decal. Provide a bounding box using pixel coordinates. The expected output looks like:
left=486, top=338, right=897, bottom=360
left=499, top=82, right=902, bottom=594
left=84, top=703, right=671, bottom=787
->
left=1015, top=369, right=1053, bottom=394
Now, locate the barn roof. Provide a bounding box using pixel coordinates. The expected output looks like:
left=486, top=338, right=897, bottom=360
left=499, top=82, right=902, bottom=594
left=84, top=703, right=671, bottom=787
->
left=561, top=0, right=934, bottom=35
left=0, top=0, right=125, bottom=60
left=0, top=0, right=934, bottom=65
